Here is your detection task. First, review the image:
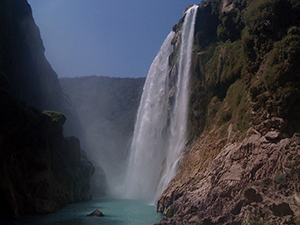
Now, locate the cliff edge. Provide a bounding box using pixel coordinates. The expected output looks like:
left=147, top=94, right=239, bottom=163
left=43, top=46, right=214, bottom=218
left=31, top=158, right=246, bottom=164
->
left=0, top=0, right=83, bottom=138
left=157, top=0, right=300, bottom=224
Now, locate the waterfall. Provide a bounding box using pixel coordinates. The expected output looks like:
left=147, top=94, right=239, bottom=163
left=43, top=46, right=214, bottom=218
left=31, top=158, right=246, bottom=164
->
left=124, top=5, right=198, bottom=202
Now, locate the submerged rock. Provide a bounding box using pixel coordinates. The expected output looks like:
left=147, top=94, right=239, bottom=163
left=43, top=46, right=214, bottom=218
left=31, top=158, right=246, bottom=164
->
left=87, top=209, right=104, bottom=217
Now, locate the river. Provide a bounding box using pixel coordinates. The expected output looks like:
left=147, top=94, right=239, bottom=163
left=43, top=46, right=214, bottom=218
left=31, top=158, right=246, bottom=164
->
left=3, top=198, right=163, bottom=225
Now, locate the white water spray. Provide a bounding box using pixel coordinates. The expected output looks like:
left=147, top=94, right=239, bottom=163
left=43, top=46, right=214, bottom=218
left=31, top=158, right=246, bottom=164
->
left=124, top=5, right=198, bottom=202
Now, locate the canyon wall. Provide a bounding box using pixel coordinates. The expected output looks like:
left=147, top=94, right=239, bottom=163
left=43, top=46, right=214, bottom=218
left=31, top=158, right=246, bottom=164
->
left=0, top=91, right=94, bottom=218
left=0, top=0, right=97, bottom=218
left=0, top=0, right=82, bottom=138
left=156, top=0, right=300, bottom=224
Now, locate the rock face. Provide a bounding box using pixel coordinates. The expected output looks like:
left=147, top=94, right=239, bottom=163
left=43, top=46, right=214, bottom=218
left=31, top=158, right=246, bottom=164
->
left=0, top=90, right=94, bottom=218
left=0, top=0, right=82, bottom=138
left=156, top=0, right=300, bottom=224
left=157, top=128, right=300, bottom=224
left=0, top=0, right=97, bottom=219
left=0, top=0, right=62, bottom=110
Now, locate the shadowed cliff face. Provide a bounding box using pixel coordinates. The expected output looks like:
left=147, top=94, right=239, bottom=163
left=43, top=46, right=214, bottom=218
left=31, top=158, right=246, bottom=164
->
left=157, top=0, right=300, bottom=224
left=0, top=90, right=95, bottom=219
left=0, top=0, right=99, bottom=219
left=0, top=0, right=83, bottom=139
left=0, top=0, right=63, bottom=109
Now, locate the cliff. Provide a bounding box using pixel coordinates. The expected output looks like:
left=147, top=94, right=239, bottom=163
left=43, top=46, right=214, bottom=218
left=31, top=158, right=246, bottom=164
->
left=0, top=0, right=96, bottom=219
left=0, top=90, right=94, bottom=218
left=156, top=0, right=300, bottom=224
left=0, top=0, right=82, bottom=138
left=59, top=76, right=145, bottom=191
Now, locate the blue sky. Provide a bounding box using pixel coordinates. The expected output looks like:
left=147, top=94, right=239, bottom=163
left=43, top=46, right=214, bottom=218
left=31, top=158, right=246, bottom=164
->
left=28, top=1, right=199, bottom=78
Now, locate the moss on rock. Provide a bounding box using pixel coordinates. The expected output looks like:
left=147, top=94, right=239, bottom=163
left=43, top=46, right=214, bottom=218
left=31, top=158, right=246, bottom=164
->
left=157, top=0, right=300, bottom=224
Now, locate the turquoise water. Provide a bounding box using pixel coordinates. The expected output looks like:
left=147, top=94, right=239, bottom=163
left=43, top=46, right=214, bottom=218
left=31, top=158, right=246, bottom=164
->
left=3, top=198, right=164, bottom=225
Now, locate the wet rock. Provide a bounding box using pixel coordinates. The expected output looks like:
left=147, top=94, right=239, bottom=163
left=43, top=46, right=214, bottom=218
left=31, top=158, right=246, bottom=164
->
left=87, top=209, right=104, bottom=217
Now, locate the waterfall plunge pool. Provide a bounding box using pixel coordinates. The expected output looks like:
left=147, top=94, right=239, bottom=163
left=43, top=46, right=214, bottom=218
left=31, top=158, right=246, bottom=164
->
left=3, top=198, right=164, bottom=225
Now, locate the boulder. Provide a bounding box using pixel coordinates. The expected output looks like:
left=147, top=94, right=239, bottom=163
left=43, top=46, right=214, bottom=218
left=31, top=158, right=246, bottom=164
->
left=87, top=209, right=104, bottom=217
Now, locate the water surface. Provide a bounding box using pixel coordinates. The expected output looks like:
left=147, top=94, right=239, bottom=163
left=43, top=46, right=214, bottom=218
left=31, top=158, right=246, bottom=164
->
left=3, top=198, right=163, bottom=225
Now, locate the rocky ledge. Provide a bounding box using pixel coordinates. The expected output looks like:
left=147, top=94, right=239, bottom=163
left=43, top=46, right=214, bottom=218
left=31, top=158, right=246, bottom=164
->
left=156, top=118, right=300, bottom=224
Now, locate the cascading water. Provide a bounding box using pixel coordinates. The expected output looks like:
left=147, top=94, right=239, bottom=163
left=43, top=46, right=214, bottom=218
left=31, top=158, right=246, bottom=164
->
left=123, top=5, right=198, bottom=202
left=123, top=31, right=174, bottom=201
left=154, top=5, right=198, bottom=201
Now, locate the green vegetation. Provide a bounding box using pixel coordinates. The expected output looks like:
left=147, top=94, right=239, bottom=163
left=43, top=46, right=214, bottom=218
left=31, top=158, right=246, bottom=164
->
left=263, top=29, right=300, bottom=93
left=218, top=10, right=244, bottom=42
left=205, top=41, right=245, bottom=91
left=186, top=0, right=300, bottom=140
left=43, top=110, right=65, bottom=123
left=190, top=39, right=249, bottom=137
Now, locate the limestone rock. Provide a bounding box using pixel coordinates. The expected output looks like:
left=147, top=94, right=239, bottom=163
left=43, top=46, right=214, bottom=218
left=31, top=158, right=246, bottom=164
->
left=155, top=0, right=300, bottom=223
left=265, top=131, right=281, bottom=142
left=156, top=132, right=300, bottom=224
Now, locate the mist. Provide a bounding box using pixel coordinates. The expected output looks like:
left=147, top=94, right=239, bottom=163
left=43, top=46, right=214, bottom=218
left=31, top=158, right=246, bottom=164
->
left=59, top=76, right=145, bottom=196
left=27, top=0, right=199, bottom=200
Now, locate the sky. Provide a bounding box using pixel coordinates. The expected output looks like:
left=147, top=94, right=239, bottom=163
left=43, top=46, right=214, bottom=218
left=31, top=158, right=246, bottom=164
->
left=28, top=1, right=200, bottom=78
